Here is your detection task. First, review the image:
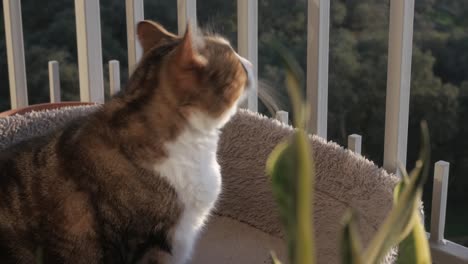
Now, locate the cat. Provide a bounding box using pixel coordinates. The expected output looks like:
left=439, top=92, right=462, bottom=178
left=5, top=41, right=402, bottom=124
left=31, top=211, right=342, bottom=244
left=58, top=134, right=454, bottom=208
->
left=0, top=20, right=253, bottom=264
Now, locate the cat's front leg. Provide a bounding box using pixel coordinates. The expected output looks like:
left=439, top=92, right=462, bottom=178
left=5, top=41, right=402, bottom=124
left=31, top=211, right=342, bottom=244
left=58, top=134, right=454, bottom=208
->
left=168, top=212, right=208, bottom=264
left=168, top=235, right=196, bottom=264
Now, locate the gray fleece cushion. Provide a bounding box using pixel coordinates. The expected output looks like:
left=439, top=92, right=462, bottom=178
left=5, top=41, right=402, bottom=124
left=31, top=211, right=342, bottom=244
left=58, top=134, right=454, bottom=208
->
left=0, top=106, right=399, bottom=263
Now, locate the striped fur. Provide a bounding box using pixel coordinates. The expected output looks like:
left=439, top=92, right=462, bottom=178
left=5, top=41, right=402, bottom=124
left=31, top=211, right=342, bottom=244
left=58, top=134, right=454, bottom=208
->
left=0, top=21, right=250, bottom=264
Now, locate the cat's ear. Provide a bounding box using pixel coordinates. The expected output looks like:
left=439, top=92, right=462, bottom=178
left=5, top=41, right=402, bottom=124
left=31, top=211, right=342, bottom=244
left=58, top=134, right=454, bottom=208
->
left=137, top=20, right=177, bottom=54
left=172, top=24, right=207, bottom=71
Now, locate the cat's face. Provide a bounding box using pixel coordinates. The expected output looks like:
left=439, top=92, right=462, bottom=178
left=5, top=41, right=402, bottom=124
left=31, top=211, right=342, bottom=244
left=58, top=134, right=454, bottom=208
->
left=137, top=20, right=253, bottom=130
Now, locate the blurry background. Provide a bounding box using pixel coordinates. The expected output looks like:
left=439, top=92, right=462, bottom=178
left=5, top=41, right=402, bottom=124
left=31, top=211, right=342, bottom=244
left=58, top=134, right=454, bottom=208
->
left=0, top=0, right=467, bottom=245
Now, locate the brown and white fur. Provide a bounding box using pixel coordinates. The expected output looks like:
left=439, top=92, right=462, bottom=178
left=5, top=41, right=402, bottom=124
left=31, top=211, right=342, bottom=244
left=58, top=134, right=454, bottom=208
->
left=0, top=20, right=253, bottom=264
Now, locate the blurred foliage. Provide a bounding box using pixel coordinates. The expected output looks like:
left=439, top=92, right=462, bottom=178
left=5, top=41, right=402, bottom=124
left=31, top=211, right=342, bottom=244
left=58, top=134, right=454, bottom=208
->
left=0, top=0, right=467, bottom=243
left=267, top=42, right=314, bottom=263
left=267, top=46, right=432, bottom=263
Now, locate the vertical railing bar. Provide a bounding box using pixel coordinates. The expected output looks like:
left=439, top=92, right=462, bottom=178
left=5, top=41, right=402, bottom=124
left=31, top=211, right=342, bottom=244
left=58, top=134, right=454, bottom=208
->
left=275, top=110, right=289, bottom=125
left=126, top=0, right=144, bottom=75
left=48, top=61, right=61, bottom=103
left=3, top=0, right=28, bottom=108
left=177, top=0, right=197, bottom=35
left=430, top=161, right=449, bottom=244
left=109, top=60, right=121, bottom=96
left=306, top=0, right=330, bottom=139
left=348, top=134, right=362, bottom=155
left=74, top=0, right=105, bottom=103
left=237, top=0, right=258, bottom=112
left=383, top=0, right=415, bottom=174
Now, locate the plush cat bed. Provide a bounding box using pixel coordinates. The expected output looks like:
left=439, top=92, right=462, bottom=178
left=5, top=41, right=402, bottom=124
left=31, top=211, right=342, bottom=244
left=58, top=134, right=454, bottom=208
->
left=0, top=104, right=399, bottom=263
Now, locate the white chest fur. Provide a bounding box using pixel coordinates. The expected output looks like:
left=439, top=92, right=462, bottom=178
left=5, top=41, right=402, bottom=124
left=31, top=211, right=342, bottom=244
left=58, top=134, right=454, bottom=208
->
left=153, top=117, right=222, bottom=264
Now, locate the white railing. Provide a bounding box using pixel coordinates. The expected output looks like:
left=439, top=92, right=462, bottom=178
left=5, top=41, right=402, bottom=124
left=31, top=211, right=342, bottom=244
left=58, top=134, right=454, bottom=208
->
left=74, top=0, right=105, bottom=103
left=3, top=0, right=28, bottom=108
left=275, top=110, right=289, bottom=125
left=48, top=61, right=61, bottom=103
left=237, top=0, right=258, bottom=112
left=2, top=0, right=467, bottom=262
left=429, top=161, right=468, bottom=263
left=348, top=134, right=362, bottom=155
left=307, top=0, right=329, bottom=138
left=383, top=0, right=414, bottom=174
left=125, top=0, right=144, bottom=75
left=109, top=60, right=121, bottom=96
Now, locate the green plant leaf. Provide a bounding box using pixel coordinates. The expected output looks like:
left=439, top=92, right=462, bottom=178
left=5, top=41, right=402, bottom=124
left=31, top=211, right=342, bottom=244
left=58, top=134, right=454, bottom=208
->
left=266, top=130, right=315, bottom=264
left=394, top=162, right=419, bottom=243
left=295, top=130, right=315, bottom=264
left=362, top=121, right=431, bottom=263
left=394, top=120, right=432, bottom=264
left=362, top=165, right=422, bottom=263
left=396, top=211, right=432, bottom=264
left=267, top=39, right=315, bottom=264
left=267, top=137, right=298, bottom=263
left=341, top=210, right=364, bottom=264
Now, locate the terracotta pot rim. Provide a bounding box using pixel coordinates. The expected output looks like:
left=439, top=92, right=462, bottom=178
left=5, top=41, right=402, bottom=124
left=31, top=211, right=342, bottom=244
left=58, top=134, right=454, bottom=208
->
left=0, top=102, right=98, bottom=117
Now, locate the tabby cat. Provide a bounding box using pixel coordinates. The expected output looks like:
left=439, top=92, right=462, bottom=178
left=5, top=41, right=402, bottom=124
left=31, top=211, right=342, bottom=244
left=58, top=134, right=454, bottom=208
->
left=0, top=20, right=253, bottom=264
